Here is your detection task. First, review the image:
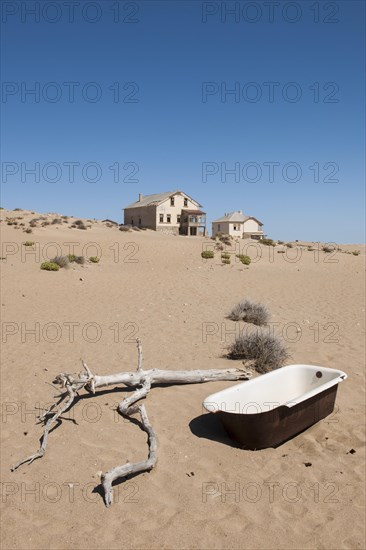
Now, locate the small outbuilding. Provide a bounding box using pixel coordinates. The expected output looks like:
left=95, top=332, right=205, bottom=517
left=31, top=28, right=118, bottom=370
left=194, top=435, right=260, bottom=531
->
left=212, top=210, right=264, bottom=239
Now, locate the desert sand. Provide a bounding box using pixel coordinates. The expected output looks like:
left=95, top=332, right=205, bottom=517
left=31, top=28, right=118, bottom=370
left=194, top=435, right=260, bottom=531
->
left=1, top=208, right=365, bottom=550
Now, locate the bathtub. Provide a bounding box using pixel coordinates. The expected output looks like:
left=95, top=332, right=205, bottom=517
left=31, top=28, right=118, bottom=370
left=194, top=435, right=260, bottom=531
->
left=203, top=364, right=347, bottom=449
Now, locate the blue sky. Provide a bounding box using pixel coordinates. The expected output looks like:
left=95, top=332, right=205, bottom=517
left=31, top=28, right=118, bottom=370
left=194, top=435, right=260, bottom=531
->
left=1, top=0, right=365, bottom=242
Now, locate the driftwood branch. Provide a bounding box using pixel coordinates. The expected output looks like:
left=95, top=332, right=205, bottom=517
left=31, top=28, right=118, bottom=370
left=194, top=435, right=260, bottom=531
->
left=12, top=339, right=251, bottom=506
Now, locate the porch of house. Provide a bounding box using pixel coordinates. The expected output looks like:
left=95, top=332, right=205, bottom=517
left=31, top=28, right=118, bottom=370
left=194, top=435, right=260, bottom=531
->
left=179, top=209, right=206, bottom=236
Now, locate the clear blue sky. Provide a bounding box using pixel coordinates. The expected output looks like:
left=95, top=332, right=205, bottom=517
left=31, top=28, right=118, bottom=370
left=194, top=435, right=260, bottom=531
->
left=1, top=0, right=365, bottom=242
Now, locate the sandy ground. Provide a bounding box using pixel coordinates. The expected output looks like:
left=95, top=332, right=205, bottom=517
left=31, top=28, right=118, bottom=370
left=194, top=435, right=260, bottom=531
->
left=1, top=208, right=365, bottom=550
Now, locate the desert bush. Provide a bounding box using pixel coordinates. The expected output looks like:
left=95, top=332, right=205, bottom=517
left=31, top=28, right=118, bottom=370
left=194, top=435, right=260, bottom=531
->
left=352, top=250, right=360, bottom=256
left=219, top=234, right=231, bottom=245
left=77, top=223, right=87, bottom=230
left=40, top=261, right=60, bottom=271
left=119, top=225, right=132, bottom=232
left=307, top=246, right=314, bottom=251
left=23, top=241, right=35, bottom=247
left=277, top=240, right=284, bottom=245
left=42, top=221, right=50, bottom=226
left=277, top=250, right=285, bottom=254
left=201, top=250, right=214, bottom=259
left=24, top=228, right=32, bottom=234
left=51, top=255, right=70, bottom=268
left=227, top=330, right=289, bottom=374
left=322, top=246, right=334, bottom=253
left=236, top=254, right=251, bottom=265
left=228, top=299, right=270, bottom=326
left=29, top=220, right=38, bottom=227
left=222, top=258, right=231, bottom=264
left=89, top=256, right=100, bottom=263
left=221, top=252, right=230, bottom=260
left=285, top=242, right=293, bottom=248
left=215, top=243, right=224, bottom=251
left=14, top=208, right=22, bottom=211
left=67, top=254, right=85, bottom=264
left=75, top=219, right=84, bottom=226
left=261, top=238, right=275, bottom=246
left=52, top=218, right=62, bottom=224
left=61, top=216, right=69, bottom=220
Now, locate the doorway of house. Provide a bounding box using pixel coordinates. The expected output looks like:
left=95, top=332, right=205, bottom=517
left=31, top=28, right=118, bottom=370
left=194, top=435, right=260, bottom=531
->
left=190, top=227, right=197, bottom=236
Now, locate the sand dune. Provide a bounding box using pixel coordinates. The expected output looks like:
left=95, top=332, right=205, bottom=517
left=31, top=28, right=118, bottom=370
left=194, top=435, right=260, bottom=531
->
left=1, top=208, right=365, bottom=549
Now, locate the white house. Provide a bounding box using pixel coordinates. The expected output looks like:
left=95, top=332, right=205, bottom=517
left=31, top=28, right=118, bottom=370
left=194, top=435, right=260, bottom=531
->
left=212, top=210, right=264, bottom=239
left=123, top=191, right=206, bottom=236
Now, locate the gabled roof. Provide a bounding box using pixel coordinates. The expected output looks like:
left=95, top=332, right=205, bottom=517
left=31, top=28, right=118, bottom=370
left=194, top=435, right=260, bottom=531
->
left=212, top=210, right=263, bottom=225
left=124, top=190, right=201, bottom=209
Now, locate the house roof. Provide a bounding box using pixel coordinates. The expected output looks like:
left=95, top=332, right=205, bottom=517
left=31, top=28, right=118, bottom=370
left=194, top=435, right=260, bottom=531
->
left=212, top=210, right=263, bottom=225
left=124, top=190, right=202, bottom=209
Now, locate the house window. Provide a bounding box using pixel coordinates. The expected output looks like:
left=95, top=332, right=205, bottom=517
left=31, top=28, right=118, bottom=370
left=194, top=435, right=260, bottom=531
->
left=218, top=224, right=221, bottom=231
left=177, top=214, right=181, bottom=223
left=138, top=218, right=141, bottom=225
left=159, top=214, right=164, bottom=223
left=167, top=215, right=171, bottom=223
left=184, top=198, right=188, bottom=207
left=170, top=197, right=175, bottom=206
left=131, top=218, right=134, bottom=226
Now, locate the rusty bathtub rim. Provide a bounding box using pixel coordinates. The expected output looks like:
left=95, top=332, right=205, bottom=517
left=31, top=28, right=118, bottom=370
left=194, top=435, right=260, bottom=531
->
left=203, top=364, right=347, bottom=415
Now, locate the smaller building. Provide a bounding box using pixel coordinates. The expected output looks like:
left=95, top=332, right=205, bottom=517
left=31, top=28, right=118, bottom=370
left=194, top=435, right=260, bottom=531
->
left=212, top=210, right=264, bottom=240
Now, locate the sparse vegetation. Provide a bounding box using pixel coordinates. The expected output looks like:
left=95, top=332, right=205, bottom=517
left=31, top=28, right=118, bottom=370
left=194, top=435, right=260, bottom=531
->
left=236, top=254, right=251, bottom=265
left=40, top=261, right=60, bottom=271
left=215, top=242, right=224, bottom=251
left=221, top=252, right=230, bottom=260
left=89, top=256, right=100, bottom=263
left=23, top=241, right=35, bottom=247
left=228, top=299, right=270, bottom=326
left=67, top=254, right=85, bottom=264
left=74, top=220, right=87, bottom=230
left=352, top=250, right=360, bottom=256
left=218, top=234, right=231, bottom=246
left=285, top=243, right=293, bottom=248
left=13, top=208, right=23, bottom=211
left=261, top=238, right=275, bottom=246
left=277, top=240, right=284, bottom=245
left=201, top=250, right=214, bottom=259
left=75, top=256, right=85, bottom=264
left=227, top=330, right=290, bottom=374
left=322, top=246, right=334, bottom=253
left=222, top=258, right=231, bottom=264
left=24, top=228, right=32, bottom=234
left=51, top=255, right=70, bottom=268
left=119, top=225, right=132, bottom=232
left=52, top=218, right=62, bottom=224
